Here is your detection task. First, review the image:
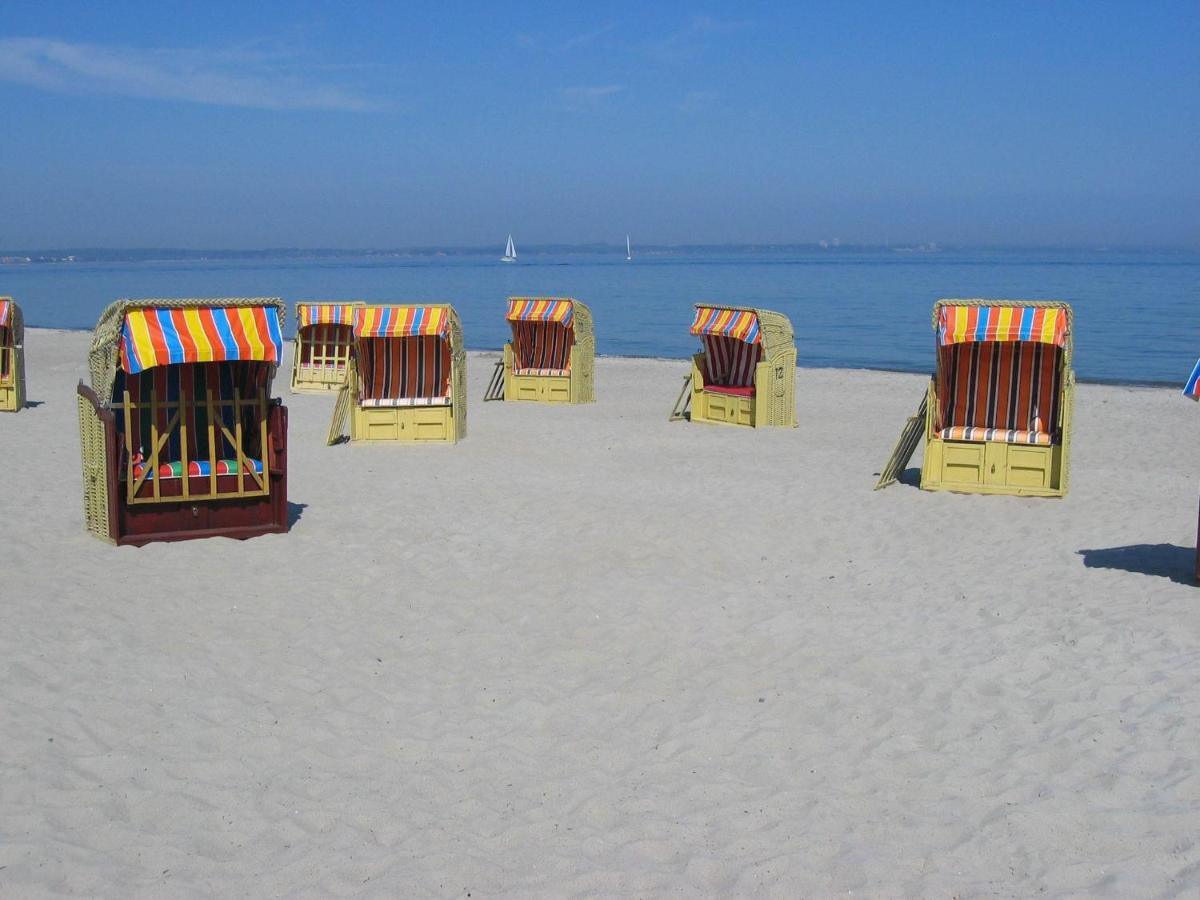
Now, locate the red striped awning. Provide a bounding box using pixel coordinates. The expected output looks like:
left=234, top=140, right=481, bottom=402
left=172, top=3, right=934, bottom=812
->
left=120, top=306, right=284, bottom=375
left=297, top=303, right=358, bottom=328
left=506, top=298, right=574, bottom=325
left=938, top=305, right=1067, bottom=347
left=690, top=306, right=761, bottom=344
left=0, top=299, right=11, bottom=329
left=355, top=306, right=450, bottom=339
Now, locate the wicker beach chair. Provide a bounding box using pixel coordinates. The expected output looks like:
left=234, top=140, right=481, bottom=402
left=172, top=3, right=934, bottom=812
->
left=919, top=299, right=1075, bottom=497
left=332, top=304, right=466, bottom=443
left=0, top=298, right=25, bottom=412
left=674, top=304, right=797, bottom=428
left=76, top=298, right=289, bottom=545
left=291, top=301, right=363, bottom=393
left=495, top=297, right=595, bottom=404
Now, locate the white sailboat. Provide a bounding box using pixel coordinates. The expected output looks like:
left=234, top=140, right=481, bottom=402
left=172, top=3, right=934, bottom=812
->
left=625, top=235, right=632, bottom=261
left=502, top=234, right=517, bottom=262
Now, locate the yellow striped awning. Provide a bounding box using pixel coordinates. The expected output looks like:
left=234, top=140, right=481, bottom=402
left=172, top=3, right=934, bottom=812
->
left=297, top=303, right=358, bottom=328
left=119, top=306, right=284, bottom=374
left=938, top=305, right=1067, bottom=347
left=690, top=306, right=761, bottom=344
left=355, top=305, right=450, bottom=339
left=506, top=298, right=574, bottom=325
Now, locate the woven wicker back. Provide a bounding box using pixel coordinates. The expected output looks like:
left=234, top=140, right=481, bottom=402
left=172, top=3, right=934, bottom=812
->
left=570, top=300, right=595, bottom=403
left=447, top=305, right=467, bottom=439
left=88, top=298, right=286, bottom=405
left=754, top=307, right=795, bottom=364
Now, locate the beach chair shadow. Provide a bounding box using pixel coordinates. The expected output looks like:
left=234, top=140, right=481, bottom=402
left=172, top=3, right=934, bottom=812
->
left=287, top=502, right=307, bottom=528
left=1077, top=544, right=1194, bottom=585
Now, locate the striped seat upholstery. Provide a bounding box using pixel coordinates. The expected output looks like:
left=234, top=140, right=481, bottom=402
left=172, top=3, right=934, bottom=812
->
left=939, top=426, right=1053, bottom=445
left=358, top=335, right=451, bottom=404
left=511, top=321, right=572, bottom=374
left=361, top=396, right=450, bottom=408
left=115, top=361, right=271, bottom=478
left=938, top=343, right=1062, bottom=444
left=700, top=334, right=762, bottom=390
left=133, top=458, right=264, bottom=480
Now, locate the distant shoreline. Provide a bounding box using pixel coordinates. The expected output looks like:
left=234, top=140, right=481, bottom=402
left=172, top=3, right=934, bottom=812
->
left=3, top=244, right=1198, bottom=265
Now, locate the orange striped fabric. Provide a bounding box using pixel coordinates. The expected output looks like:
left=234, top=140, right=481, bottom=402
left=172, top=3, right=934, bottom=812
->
left=938, top=343, right=1061, bottom=441
left=355, top=306, right=449, bottom=338
left=297, top=303, right=357, bottom=328
left=690, top=307, right=761, bottom=343
left=937, top=304, right=1067, bottom=347
left=511, top=320, right=573, bottom=374
left=358, top=336, right=450, bottom=402
left=506, top=298, right=574, bottom=324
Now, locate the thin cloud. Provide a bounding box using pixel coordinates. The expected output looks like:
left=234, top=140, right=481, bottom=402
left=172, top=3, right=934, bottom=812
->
left=0, top=37, right=382, bottom=111
left=649, top=15, right=750, bottom=62
left=517, top=23, right=618, bottom=53
left=558, top=84, right=624, bottom=111
left=560, top=23, right=617, bottom=51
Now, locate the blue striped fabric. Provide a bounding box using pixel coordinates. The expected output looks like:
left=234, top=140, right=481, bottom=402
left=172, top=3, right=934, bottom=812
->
left=1184, top=358, right=1200, bottom=400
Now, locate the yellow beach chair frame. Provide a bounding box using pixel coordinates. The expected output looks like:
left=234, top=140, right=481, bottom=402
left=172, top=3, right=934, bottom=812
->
left=501, top=297, right=595, bottom=404
left=921, top=299, right=1075, bottom=497
left=687, top=304, right=797, bottom=428
left=342, top=303, right=466, bottom=444
left=0, top=297, right=26, bottom=412
left=291, top=301, right=364, bottom=393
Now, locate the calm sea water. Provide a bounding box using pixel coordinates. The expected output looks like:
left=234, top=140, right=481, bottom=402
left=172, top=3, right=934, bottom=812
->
left=2, top=249, right=1197, bottom=383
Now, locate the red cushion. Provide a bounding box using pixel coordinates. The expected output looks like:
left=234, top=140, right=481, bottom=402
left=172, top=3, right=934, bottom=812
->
left=703, top=384, right=754, bottom=397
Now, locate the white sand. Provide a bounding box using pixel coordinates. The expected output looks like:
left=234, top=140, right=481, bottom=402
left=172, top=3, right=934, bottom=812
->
left=2, top=326, right=1199, bottom=897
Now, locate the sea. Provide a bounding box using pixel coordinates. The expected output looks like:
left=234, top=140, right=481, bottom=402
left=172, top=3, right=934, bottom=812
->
left=2, top=248, right=1197, bottom=384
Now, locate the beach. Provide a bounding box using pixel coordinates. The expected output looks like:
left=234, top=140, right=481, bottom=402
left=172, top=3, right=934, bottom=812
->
left=2, top=326, right=1199, bottom=896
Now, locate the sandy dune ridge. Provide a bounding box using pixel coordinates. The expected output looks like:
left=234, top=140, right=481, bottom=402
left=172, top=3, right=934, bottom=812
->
left=1, top=327, right=1198, bottom=897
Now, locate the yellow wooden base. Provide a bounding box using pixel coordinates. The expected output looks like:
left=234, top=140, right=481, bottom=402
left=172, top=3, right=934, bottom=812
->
left=350, top=404, right=458, bottom=443
left=0, top=379, right=22, bottom=412
left=690, top=388, right=755, bottom=427
left=507, top=372, right=572, bottom=403
left=921, top=437, right=1065, bottom=497
left=291, top=364, right=349, bottom=394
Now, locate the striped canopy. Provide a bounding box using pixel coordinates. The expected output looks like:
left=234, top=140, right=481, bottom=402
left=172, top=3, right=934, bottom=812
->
left=297, top=303, right=358, bottom=328
left=690, top=306, right=761, bottom=344
left=355, top=305, right=450, bottom=339
left=119, top=306, right=284, bottom=375
left=506, top=298, right=574, bottom=326
left=0, top=298, right=11, bottom=328
left=1184, top=359, right=1200, bottom=400
left=938, top=305, right=1067, bottom=347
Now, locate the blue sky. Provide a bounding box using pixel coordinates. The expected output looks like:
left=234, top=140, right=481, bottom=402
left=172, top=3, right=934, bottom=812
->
left=0, top=1, right=1196, bottom=248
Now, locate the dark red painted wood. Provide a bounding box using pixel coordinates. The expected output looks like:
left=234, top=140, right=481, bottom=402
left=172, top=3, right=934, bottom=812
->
left=79, top=382, right=288, bottom=546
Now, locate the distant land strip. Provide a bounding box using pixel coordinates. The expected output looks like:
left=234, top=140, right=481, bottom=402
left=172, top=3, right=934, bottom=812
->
left=0, top=243, right=1194, bottom=264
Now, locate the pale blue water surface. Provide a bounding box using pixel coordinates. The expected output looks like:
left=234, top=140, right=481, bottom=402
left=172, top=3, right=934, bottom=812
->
left=2, top=249, right=1196, bottom=383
